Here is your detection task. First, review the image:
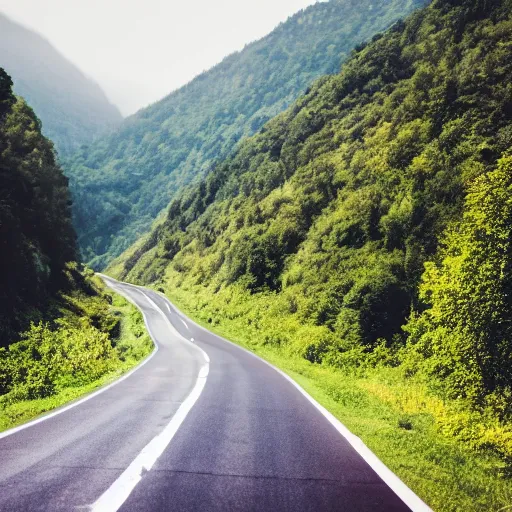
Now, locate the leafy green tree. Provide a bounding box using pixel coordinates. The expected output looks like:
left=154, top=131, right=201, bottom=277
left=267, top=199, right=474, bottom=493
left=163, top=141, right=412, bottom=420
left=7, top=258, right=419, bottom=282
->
left=406, top=156, right=512, bottom=403
left=0, top=68, right=14, bottom=122
left=0, top=68, right=77, bottom=346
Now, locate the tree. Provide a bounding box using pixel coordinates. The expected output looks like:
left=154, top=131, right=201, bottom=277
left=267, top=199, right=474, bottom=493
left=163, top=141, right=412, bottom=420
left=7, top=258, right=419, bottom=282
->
left=407, top=156, right=512, bottom=402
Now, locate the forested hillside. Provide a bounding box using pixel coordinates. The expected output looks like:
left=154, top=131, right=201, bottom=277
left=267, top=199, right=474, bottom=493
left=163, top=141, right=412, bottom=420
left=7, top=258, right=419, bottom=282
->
left=112, top=0, right=512, bottom=473
left=66, top=0, right=425, bottom=269
left=0, top=14, right=122, bottom=156
left=0, top=68, right=151, bottom=426
left=0, top=68, right=77, bottom=346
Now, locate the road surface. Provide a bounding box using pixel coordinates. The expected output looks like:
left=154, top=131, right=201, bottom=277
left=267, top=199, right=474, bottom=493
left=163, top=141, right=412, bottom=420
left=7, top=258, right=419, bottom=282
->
left=0, top=277, right=428, bottom=511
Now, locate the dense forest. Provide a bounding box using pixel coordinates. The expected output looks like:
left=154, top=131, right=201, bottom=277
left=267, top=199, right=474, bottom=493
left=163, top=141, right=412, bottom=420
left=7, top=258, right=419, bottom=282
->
left=0, top=68, right=77, bottom=346
left=0, top=14, right=122, bottom=157
left=0, top=68, right=151, bottom=421
left=66, top=0, right=425, bottom=269
left=113, top=0, right=512, bottom=436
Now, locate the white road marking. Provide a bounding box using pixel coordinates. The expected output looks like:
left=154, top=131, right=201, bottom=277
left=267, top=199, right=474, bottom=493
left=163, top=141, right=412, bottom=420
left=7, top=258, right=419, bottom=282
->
left=90, top=289, right=210, bottom=512
left=0, top=283, right=159, bottom=440
left=266, top=365, right=431, bottom=511
left=159, top=292, right=188, bottom=330
left=90, top=362, right=208, bottom=512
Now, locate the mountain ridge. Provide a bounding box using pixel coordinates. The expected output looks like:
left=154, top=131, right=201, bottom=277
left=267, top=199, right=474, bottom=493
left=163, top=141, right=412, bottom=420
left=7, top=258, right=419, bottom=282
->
left=0, top=13, right=122, bottom=156
left=111, top=0, right=512, bottom=413
left=66, top=0, right=426, bottom=268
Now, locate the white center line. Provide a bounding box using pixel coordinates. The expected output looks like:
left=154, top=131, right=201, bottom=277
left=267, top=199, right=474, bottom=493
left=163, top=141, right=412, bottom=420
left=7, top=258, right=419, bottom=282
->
left=90, top=362, right=208, bottom=512
left=164, top=298, right=188, bottom=330
left=90, top=294, right=210, bottom=512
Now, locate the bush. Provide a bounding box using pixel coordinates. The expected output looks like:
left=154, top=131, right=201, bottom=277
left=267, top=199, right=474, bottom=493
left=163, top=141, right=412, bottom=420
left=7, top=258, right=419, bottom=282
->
left=289, top=324, right=337, bottom=363
left=405, top=156, right=512, bottom=404
left=1, top=321, right=117, bottom=402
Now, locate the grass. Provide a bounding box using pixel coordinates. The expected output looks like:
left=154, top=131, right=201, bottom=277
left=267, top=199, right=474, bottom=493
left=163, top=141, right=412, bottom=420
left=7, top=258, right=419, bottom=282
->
left=153, top=275, right=512, bottom=512
left=0, top=289, right=154, bottom=433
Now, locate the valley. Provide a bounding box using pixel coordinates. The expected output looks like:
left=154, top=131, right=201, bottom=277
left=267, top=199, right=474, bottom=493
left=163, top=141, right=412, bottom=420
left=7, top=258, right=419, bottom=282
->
left=1, top=0, right=511, bottom=509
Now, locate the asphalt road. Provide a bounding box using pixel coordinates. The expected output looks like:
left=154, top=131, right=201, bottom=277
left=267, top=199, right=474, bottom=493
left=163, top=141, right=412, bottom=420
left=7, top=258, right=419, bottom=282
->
left=0, top=277, right=427, bottom=512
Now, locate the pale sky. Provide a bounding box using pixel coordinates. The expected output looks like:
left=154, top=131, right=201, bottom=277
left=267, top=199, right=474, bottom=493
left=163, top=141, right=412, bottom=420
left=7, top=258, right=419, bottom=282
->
left=0, top=0, right=322, bottom=116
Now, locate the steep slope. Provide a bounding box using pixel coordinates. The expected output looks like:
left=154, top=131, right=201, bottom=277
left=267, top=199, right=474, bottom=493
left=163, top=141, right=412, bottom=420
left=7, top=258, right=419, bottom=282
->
left=0, top=68, right=125, bottom=353
left=0, top=68, right=151, bottom=421
left=0, top=68, right=78, bottom=345
left=66, top=0, right=426, bottom=268
left=114, top=0, right=512, bottom=408
left=0, top=14, right=122, bottom=157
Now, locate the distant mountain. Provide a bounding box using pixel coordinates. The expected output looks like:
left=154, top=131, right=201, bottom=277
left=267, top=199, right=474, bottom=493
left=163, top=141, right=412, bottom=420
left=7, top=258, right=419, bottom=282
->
left=66, top=0, right=426, bottom=269
left=0, top=14, right=122, bottom=156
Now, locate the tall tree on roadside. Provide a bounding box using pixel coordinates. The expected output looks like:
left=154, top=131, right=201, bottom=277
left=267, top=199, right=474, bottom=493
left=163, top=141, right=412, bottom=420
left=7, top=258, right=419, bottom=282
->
left=406, top=156, right=512, bottom=405
left=0, top=68, right=77, bottom=347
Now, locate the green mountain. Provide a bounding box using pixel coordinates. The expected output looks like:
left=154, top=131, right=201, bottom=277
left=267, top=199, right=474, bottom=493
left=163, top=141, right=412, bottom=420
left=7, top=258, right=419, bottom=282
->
left=66, top=0, right=426, bottom=269
left=0, top=14, right=122, bottom=157
left=113, top=0, right=512, bottom=412
left=0, top=68, right=79, bottom=346
left=0, top=69, right=151, bottom=413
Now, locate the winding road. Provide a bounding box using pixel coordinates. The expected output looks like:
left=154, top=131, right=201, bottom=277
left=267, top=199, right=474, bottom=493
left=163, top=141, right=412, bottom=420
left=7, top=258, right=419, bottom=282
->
left=0, top=277, right=430, bottom=511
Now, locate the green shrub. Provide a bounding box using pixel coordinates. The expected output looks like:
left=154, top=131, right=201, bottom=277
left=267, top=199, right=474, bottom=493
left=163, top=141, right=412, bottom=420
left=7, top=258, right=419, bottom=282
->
left=289, top=324, right=337, bottom=363
left=2, top=321, right=117, bottom=402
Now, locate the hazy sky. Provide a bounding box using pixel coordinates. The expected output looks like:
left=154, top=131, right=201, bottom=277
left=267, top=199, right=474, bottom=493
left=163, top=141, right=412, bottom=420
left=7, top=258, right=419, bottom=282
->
left=0, top=0, right=322, bottom=115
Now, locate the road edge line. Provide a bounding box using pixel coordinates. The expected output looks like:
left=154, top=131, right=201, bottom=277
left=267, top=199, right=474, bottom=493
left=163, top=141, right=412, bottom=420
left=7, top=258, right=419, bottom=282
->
left=153, top=289, right=432, bottom=512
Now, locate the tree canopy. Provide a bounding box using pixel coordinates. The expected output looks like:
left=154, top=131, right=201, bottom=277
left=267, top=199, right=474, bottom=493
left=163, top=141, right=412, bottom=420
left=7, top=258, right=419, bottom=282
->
left=0, top=68, right=77, bottom=346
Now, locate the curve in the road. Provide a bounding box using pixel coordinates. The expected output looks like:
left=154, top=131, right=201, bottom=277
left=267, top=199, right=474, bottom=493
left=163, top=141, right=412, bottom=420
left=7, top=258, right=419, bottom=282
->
left=91, top=283, right=211, bottom=512
left=0, top=276, right=431, bottom=512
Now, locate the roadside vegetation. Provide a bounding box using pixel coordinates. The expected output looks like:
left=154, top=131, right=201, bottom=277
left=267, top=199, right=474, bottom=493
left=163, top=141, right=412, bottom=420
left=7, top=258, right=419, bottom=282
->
left=0, top=69, right=153, bottom=433
left=0, top=67, right=77, bottom=348
left=0, top=265, right=153, bottom=432
left=156, top=277, right=512, bottom=511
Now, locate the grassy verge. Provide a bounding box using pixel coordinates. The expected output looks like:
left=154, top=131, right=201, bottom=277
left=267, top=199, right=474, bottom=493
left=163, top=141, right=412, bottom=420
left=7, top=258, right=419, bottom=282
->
left=0, top=284, right=153, bottom=433
left=156, top=278, right=512, bottom=512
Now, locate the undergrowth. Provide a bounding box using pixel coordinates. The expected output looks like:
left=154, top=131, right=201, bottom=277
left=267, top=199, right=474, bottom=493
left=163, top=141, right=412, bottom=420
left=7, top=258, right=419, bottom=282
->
left=0, top=267, right=153, bottom=432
